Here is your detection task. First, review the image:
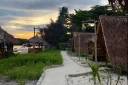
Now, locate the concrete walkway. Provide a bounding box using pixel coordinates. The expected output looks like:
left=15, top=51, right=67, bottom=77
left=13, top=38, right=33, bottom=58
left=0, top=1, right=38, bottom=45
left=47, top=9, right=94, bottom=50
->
left=37, top=51, right=90, bottom=85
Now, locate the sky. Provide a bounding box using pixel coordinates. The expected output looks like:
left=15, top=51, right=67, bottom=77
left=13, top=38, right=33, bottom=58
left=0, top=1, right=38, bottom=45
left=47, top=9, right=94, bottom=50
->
left=0, top=0, right=108, bottom=39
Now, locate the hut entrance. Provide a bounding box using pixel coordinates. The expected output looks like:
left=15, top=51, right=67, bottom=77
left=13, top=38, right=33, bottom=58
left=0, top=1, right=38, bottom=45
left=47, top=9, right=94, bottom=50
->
left=88, top=41, right=94, bottom=55
left=97, top=24, right=107, bottom=61
left=0, top=42, right=13, bottom=58
left=0, top=42, right=4, bottom=58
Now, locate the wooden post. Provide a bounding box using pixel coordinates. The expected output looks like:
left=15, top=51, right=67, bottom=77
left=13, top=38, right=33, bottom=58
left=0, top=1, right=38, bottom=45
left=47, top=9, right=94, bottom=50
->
left=94, top=21, right=97, bottom=62
left=78, top=33, right=80, bottom=61
left=33, top=27, right=36, bottom=49
left=34, top=27, right=36, bottom=37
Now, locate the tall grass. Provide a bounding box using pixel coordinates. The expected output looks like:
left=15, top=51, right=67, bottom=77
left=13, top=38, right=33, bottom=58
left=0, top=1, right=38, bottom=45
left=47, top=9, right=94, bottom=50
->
left=0, top=50, right=62, bottom=81
left=88, top=62, right=124, bottom=85
left=88, top=62, right=102, bottom=85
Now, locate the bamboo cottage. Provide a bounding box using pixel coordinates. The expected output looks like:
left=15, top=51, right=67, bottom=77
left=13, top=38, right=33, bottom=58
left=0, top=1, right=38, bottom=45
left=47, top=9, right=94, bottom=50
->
left=29, top=36, right=49, bottom=52
left=96, top=16, right=128, bottom=72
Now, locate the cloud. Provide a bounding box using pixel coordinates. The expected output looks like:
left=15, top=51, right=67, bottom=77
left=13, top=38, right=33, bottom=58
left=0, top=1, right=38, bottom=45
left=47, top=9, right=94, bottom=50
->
left=14, top=32, right=34, bottom=39
left=0, top=0, right=62, bottom=10
left=2, top=12, right=58, bottom=34
left=0, top=0, right=108, bottom=10
left=0, top=0, right=108, bottom=38
left=8, top=13, right=58, bottom=26
left=100, top=0, right=109, bottom=5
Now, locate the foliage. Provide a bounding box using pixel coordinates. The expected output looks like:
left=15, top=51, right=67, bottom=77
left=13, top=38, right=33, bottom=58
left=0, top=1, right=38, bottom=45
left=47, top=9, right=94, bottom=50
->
left=70, top=10, right=92, bottom=31
left=90, top=5, right=114, bottom=19
left=59, top=43, right=67, bottom=50
left=0, top=50, right=62, bottom=81
left=17, top=80, right=25, bottom=85
left=43, top=21, right=68, bottom=48
left=87, top=62, right=125, bottom=85
left=40, top=7, right=69, bottom=48
left=70, top=5, right=114, bottom=32
left=88, top=62, right=102, bottom=85
left=108, top=0, right=128, bottom=13
left=57, top=7, right=69, bottom=24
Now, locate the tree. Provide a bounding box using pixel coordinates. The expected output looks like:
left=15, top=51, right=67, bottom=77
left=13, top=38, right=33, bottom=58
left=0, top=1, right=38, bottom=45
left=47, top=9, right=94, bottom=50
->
left=90, top=5, right=113, bottom=19
left=70, top=10, right=92, bottom=31
left=44, top=20, right=67, bottom=48
left=108, top=0, right=128, bottom=14
left=40, top=7, right=69, bottom=48
left=70, top=5, right=113, bottom=32
left=57, top=7, right=69, bottom=24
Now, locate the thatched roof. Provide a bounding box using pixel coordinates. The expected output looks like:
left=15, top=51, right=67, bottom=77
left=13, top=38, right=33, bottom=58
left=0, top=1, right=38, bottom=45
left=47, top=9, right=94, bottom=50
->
left=98, top=16, right=128, bottom=71
left=29, top=36, right=48, bottom=45
left=0, top=27, right=15, bottom=43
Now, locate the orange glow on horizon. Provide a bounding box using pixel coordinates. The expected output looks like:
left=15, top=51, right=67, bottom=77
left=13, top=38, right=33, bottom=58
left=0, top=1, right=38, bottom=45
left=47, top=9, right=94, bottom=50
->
left=5, top=12, right=58, bottom=39
left=14, top=32, right=36, bottom=39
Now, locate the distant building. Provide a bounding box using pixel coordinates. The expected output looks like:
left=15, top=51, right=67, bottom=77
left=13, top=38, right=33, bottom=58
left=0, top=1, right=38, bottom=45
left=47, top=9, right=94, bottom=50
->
left=28, top=36, right=49, bottom=53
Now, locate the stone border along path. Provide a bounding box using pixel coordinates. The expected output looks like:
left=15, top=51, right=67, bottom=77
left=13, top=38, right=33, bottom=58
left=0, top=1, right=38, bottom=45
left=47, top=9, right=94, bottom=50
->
left=36, top=51, right=91, bottom=85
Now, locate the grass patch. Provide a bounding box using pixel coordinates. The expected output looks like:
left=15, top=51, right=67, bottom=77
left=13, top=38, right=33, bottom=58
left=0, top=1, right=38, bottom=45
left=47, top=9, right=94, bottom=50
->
left=0, top=50, right=62, bottom=81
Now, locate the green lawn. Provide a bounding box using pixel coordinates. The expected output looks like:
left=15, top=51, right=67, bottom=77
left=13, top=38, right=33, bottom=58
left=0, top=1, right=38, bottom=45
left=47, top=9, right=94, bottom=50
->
left=0, top=50, right=62, bottom=81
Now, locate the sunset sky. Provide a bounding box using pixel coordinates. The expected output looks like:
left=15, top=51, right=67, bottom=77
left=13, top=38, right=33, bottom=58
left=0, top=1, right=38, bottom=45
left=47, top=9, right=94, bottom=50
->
left=0, top=0, right=108, bottom=39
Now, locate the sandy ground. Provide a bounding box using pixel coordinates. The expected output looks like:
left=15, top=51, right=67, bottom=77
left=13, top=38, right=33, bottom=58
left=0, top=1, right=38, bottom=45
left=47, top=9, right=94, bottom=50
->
left=0, top=79, right=37, bottom=85
left=37, top=51, right=91, bottom=85
left=37, top=51, right=127, bottom=85
left=69, top=56, right=128, bottom=85
left=17, top=47, right=28, bottom=54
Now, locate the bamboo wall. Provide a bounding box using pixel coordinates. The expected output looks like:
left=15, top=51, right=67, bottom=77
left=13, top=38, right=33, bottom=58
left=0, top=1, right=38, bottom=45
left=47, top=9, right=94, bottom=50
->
left=73, top=32, right=95, bottom=56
